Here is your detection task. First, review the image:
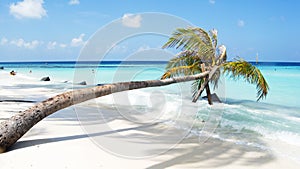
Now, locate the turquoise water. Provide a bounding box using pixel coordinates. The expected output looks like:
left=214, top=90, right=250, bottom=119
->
left=1, top=61, right=300, bottom=160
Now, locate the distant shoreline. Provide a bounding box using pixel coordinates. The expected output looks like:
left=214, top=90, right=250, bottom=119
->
left=0, top=61, right=168, bottom=64
left=1, top=61, right=300, bottom=66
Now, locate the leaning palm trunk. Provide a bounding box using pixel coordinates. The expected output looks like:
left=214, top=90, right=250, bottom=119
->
left=0, top=71, right=210, bottom=153
left=192, top=65, right=219, bottom=104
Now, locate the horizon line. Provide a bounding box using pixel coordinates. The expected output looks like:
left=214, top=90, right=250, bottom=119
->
left=1, top=60, right=300, bottom=63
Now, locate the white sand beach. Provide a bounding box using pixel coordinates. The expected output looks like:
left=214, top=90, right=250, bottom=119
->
left=0, top=71, right=299, bottom=169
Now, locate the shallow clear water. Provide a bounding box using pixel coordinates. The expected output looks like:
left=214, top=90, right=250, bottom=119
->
left=1, top=61, right=300, bottom=161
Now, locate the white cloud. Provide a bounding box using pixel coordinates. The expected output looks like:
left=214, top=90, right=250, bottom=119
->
left=9, top=0, right=47, bottom=19
left=24, top=40, right=40, bottom=49
left=47, top=41, right=57, bottom=49
left=71, top=34, right=86, bottom=47
left=1, top=38, right=8, bottom=45
left=10, top=38, right=25, bottom=47
left=59, top=43, right=67, bottom=48
left=110, top=44, right=127, bottom=54
left=136, top=45, right=150, bottom=52
left=209, top=0, right=215, bottom=4
left=10, top=38, right=41, bottom=49
left=237, top=19, right=245, bottom=27
left=69, top=0, right=80, bottom=5
left=122, top=13, right=142, bottom=28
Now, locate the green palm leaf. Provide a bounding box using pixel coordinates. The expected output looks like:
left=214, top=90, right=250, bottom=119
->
left=161, top=64, right=200, bottom=79
left=162, top=50, right=202, bottom=79
left=165, top=50, right=200, bottom=70
left=162, top=27, right=215, bottom=63
left=222, top=58, right=269, bottom=101
left=210, top=67, right=221, bottom=89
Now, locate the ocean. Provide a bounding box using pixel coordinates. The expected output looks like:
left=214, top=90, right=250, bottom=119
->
left=0, top=61, right=299, bottom=162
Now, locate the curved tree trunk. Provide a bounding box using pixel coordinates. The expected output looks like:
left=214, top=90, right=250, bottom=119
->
left=202, top=62, right=213, bottom=105
left=192, top=65, right=218, bottom=104
left=0, top=71, right=210, bottom=153
left=205, top=84, right=213, bottom=105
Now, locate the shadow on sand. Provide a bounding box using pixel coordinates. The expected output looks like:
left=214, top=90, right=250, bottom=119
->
left=9, top=103, right=275, bottom=168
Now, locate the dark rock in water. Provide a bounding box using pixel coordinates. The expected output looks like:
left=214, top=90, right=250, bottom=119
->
left=97, top=83, right=106, bottom=86
left=0, top=99, right=36, bottom=103
left=0, top=66, right=4, bottom=69
left=202, top=93, right=222, bottom=103
left=77, top=81, right=87, bottom=85
left=40, top=77, right=50, bottom=81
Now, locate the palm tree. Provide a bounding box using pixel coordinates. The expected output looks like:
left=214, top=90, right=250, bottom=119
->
left=161, top=27, right=269, bottom=104
left=0, top=71, right=210, bottom=153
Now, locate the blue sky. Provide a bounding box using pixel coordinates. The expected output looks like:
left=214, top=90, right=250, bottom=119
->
left=0, top=0, right=299, bottom=61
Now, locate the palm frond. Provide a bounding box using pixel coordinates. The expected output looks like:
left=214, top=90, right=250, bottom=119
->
left=210, top=67, right=221, bottom=89
left=222, top=58, right=269, bottom=101
left=216, top=45, right=227, bottom=65
left=165, top=50, right=200, bottom=70
left=161, top=64, right=200, bottom=79
left=191, top=79, right=204, bottom=98
left=209, top=29, right=218, bottom=49
left=162, top=50, right=202, bottom=79
left=162, top=27, right=215, bottom=62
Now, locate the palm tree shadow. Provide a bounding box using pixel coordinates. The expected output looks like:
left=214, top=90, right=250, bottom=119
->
left=8, top=105, right=275, bottom=168
left=8, top=123, right=157, bottom=152
left=144, top=135, right=274, bottom=169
